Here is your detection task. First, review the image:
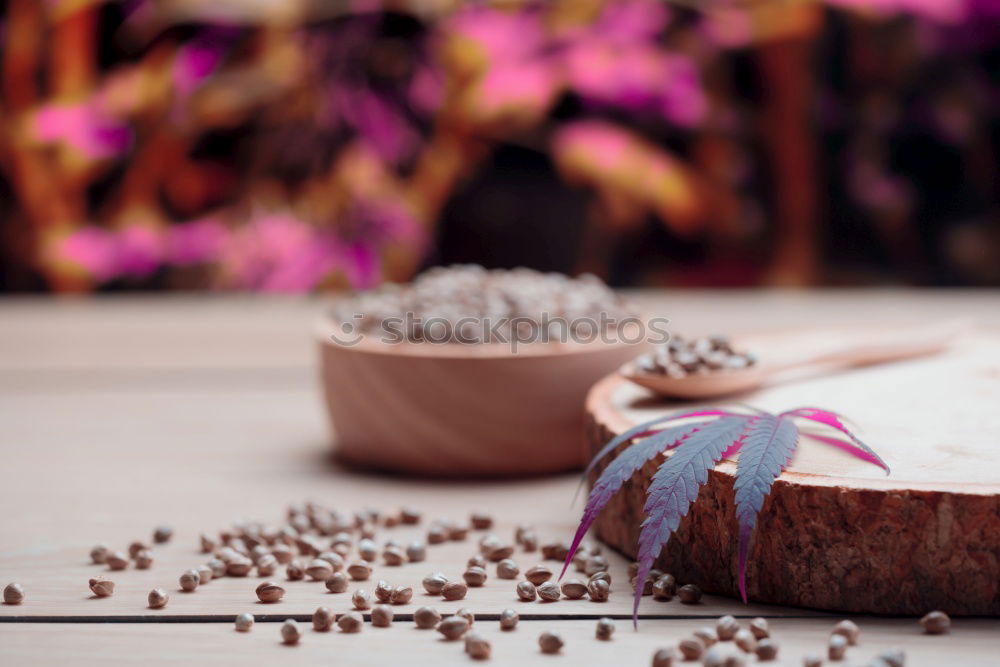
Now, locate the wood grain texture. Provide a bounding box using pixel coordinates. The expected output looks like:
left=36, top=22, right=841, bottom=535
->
left=584, top=330, right=1000, bottom=615
left=1, top=618, right=996, bottom=666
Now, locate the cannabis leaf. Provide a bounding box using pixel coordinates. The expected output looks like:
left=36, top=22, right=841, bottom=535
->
left=564, top=405, right=889, bottom=623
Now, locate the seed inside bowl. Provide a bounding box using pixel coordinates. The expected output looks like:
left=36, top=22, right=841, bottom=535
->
left=635, top=335, right=756, bottom=377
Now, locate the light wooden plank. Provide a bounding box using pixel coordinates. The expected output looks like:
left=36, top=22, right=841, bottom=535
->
left=0, top=618, right=995, bottom=666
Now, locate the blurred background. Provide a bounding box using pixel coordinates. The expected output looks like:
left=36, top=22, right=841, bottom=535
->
left=1, top=0, right=998, bottom=294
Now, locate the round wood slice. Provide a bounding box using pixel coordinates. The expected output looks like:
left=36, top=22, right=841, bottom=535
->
left=585, top=328, right=1000, bottom=615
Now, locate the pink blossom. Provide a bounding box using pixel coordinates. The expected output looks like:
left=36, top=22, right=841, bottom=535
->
left=447, top=6, right=545, bottom=65
left=117, top=223, right=166, bottom=277
left=35, top=101, right=131, bottom=160
left=59, top=227, right=119, bottom=281
left=168, top=218, right=229, bottom=265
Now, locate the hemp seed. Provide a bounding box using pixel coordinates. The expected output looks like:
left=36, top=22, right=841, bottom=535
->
left=693, top=627, right=717, bottom=647
left=749, top=617, right=769, bottom=639
left=733, top=629, right=756, bottom=653
left=463, top=566, right=488, bottom=586
left=587, top=578, right=610, bottom=602
left=306, top=559, right=333, bottom=581
left=317, top=551, right=345, bottom=571
left=651, top=647, right=677, bottom=667
left=537, top=581, right=561, bottom=601
left=352, top=589, right=372, bottom=610
left=427, top=524, right=447, bottom=544
left=465, top=632, right=491, bottom=660
left=226, top=557, right=253, bottom=577
left=422, top=572, right=448, bottom=594
left=595, top=617, right=615, bottom=640
left=3, top=583, right=24, bottom=605
left=147, top=588, right=168, bottom=609
left=286, top=560, right=304, bottom=581
left=89, top=577, right=114, bottom=597
left=442, top=581, right=468, bottom=601
left=677, top=584, right=702, bottom=604
left=390, top=585, right=413, bottom=605
left=449, top=524, right=469, bottom=541
left=206, top=558, right=226, bottom=579
left=680, top=637, right=707, bottom=660
left=499, top=608, right=518, bottom=630
left=516, top=581, right=537, bottom=601
left=496, top=559, right=520, bottom=579
left=560, top=578, right=587, bottom=600
left=347, top=560, right=372, bottom=581
left=256, top=554, right=278, bottom=577
left=831, top=619, right=860, bottom=645
left=106, top=551, right=129, bottom=571
left=400, top=507, right=421, bottom=524
left=876, top=648, right=905, bottom=667
left=828, top=634, right=848, bottom=661
left=196, top=565, right=213, bottom=584
left=255, top=581, right=285, bottom=603
left=325, top=572, right=348, bottom=593
left=375, top=579, right=393, bottom=603
left=803, top=653, right=822, bottom=667
left=584, top=555, right=609, bottom=575
left=338, top=610, right=364, bottom=633
left=414, top=606, right=441, bottom=629
left=128, top=541, right=149, bottom=559
left=755, top=639, right=778, bottom=661
left=437, top=615, right=471, bottom=640
left=180, top=569, right=200, bottom=592
left=406, top=541, right=426, bottom=562
left=525, top=565, right=552, bottom=585
left=90, top=544, right=109, bottom=564
left=383, top=545, right=406, bottom=566
left=538, top=630, right=564, bottom=654
left=234, top=612, right=254, bottom=632
left=371, top=604, right=394, bottom=627
left=920, top=610, right=950, bottom=635
left=716, top=615, right=739, bottom=640
left=652, top=574, right=676, bottom=600
left=541, top=541, right=569, bottom=561
left=281, top=619, right=301, bottom=644
left=312, top=606, right=335, bottom=631
left=470, top=512, right=493, bottom=530
left=134, top=549, right=153, bottom=570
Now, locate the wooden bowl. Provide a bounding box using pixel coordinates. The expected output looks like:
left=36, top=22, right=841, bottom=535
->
left=317, top=316, right=648, bottom=477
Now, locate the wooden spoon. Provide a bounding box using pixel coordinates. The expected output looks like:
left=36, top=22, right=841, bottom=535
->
left=620, top=320, right=969, bottom=400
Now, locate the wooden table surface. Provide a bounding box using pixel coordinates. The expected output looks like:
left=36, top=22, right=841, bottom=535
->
left=1, top=291, right=997, bottom=665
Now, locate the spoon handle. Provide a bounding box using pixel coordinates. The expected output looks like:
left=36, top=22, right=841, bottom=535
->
left=769, top=319, right=970, bottom=373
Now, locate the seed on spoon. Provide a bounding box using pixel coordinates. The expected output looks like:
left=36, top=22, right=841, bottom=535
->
left=595, top=617, right=615, bottom=640
left=920, top=610, right=950, bottom=635
left=147, top=588, right=168, bottom=609
left=516, top=581, right=537, bottom=601
left=234, top=612, right=254, bottom=632
left=422, top=572, right=448, bottom=594
left=89, top=578, right=114, bottom=598
left=255, top=581, right=284, bottom=603
left=414, top=606, right=441, bottom=629
left=179, top=569, right=200, bottom=592
left=437, top=615, right=471, bottom=640
left=338, top=610, right=364, bottom=633
left=371, top=604, right=394, bottom=627
left=312, top=606, right=334, bottom=631
left=280, top=619, right=301, bottom=644
left=499, top=608, right=518, bottom=630
left=538, top=630, right=564, bottom=654
left=442, top=581, right=468, bottom=601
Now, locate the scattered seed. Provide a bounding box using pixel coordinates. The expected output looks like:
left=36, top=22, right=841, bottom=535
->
left=200, top=534, right=217, bottom=554
left=2, top=583, right=23, bottom=605
left=390, top=585, right=413, bottom=605
left=677, top=584, right=702, bottom=604
left=281, top=619, right=301, bottom=644
left=587, top=578, right=610, bottom=602
left=354, top=538, right=376, bottom=562
left=271, top=544, right=293, bottom=564
left=463, top=566, right=488, bottom=587
left=317, top=551, right=345, bottom=571
left=437, top=615, right=471, bottom=640
left=470, top=512, right=493, bottom=530
left=422, top=572, right=448, bottom=594
left=733, top=629, right=756, bottom=653
left=516, top=581, right=537, bottom=601
left=876, top=648, right=905, bottom=667
left=652, top=574, right=676, bottom=600
left=312, top=606, right=335, bottom=631
left=802, top=653, right=822, bottom=667
left=497, top=559, right=520, bottom=579
left=352, top=589, right=372, bottom=610
left=525, top=565, right=552, bottom=585
left=678, top=638, right=704, bottom=660
left=371, top=604, right=394, bottom=627
left=442, top=581, right=468, bottom=601
left=406, top=541, right=426, bottom=562
left=89, top=578, right=114, bottom=598
left=400, top=507, right=421, bottom=525
left=375, top=580, right=394, bottom=603
left=196, top=565, right=213, bottom=584
left=831, top=619, right=860, bottom=645
left=595, top=617, right=615, bottom=640
left=538, top=630, right=564, bottom=654
left=716, top=615, right=739, bottom=640
left=347, top=560, right=372, bottom=581
left=128, top=541, right=148, bottom=559
left=828, top=634, right=848, bottom=661
left=305, top=559, right=333, bottom=581
left=383, top=545, right=406, bottom=566
left=634, top=576, right=653, bottom=596
left=234, top=612, right=254, bottom=632
left=180, top=569, right=200, bottom=592
left=465, top=631, right=492, bottom=660
left=206, top=558, right=226, bottom=579
left=325, top=572, right=348, bottom=593
left=920, top=610, right=950, bottom=635
left=226, top=557, right=253, bottom=577
left=541, top=541, right=569, bottom=561
left=414, top=606, right=441, bottom=629
left=148, top=588, right=168, bottom=609
left=449, top=524, right=469, bottom=541
left=255, top=581, right=285, bottom=603
left=427, top=524, right=447, bottom=544
left=338, top=610, right=364, bottom=633
left=537, top=581, right=561, bottom=602
left=584, top=555, right=609, bottom=576
left=755, top=638, right=778, bottom=661
left=486, top=544, right=514, bottom=562
left=90, top=544, right=109, bottom=565
left=694, top=627, right=717, bottom=647
left=286, top=560, right=304, bottom=581
left=500, top=608, right=518, bottom=630
left=557, top=578, right=585, bottom=600
left=106, top=551, right=129, bottom=571
left=469, top=553, right=488, bottom=569
left=651, top=646, right=677, bottom=667
left=256, top=554, right=278, bottom=577
left=749, top=617, right=769, bottom=639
